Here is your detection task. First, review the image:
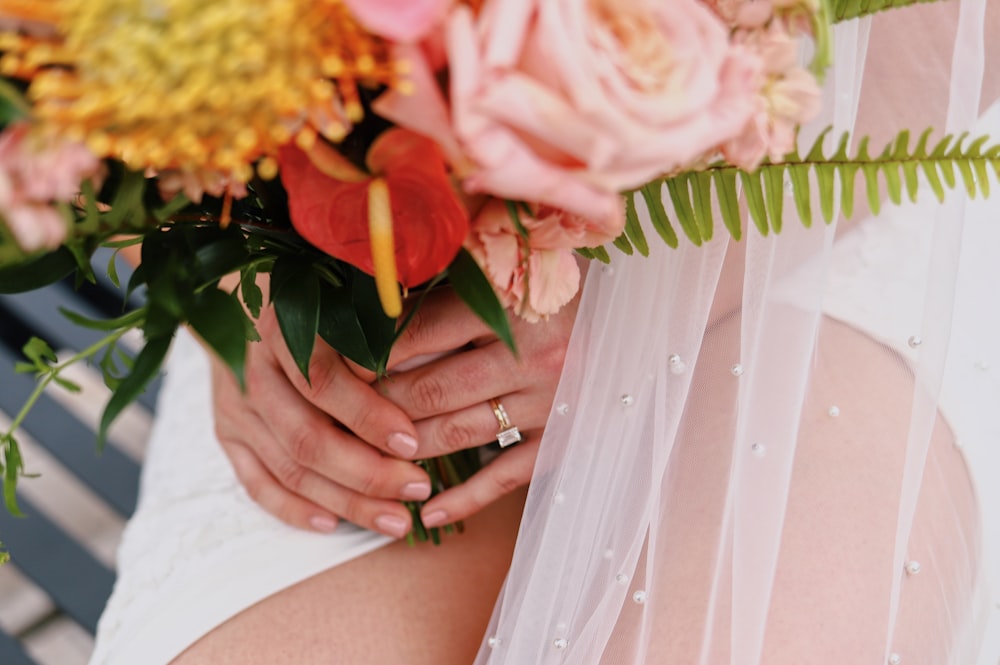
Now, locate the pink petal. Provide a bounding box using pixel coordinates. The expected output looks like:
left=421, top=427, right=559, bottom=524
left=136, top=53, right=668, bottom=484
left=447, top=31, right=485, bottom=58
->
left=343, top=0, right=452, bottom=42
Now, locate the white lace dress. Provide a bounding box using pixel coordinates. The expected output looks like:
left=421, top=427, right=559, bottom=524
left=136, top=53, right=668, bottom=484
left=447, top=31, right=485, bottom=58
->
left=88, top=328, right=393, bottom=665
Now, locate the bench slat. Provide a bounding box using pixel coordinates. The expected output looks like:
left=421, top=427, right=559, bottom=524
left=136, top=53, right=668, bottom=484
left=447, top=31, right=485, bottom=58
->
left=0, top=496, right=115, bottom=636
left=0, top=349, right=141, bottom=518
left=0, top=629, right=38, bottom=665
left=0, top=287, right=160, bottom=412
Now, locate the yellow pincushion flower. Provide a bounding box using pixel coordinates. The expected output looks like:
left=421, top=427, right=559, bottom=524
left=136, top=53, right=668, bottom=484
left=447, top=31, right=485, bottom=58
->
left=0, top=0, right=404, bottom=182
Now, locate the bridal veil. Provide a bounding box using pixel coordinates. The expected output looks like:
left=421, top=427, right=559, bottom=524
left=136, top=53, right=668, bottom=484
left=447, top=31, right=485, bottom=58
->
left=477, top=1, right=1000, bottom=663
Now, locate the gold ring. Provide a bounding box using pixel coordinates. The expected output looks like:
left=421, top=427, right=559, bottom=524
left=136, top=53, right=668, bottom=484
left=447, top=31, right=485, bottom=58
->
left=489, top=398, right=522, bottom=448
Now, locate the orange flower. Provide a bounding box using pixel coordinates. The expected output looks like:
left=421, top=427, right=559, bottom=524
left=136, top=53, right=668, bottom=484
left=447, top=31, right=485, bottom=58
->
left=278, top=128, right=469, bottom=316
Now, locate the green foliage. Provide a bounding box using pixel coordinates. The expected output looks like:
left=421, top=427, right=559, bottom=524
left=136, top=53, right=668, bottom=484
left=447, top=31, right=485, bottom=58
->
left=612, top=128, right=1000, bottom=255
left=448, top=249, right=517, bottom=356
left=0, top=78, right=30, bottom=126
left=831, top=0, right=941, bottom=22
left=0, top=247, right=78, bottom=293
left=272, top=257, right=321, bottom=382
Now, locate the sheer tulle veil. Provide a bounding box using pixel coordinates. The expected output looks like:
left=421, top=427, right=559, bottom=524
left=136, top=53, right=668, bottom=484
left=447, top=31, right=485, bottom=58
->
left=476, top=1, right=1000, bottom=663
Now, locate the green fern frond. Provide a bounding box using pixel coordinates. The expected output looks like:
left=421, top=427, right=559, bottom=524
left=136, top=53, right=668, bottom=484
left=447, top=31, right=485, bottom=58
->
left=831, top=0, right=942, bottom=22
left=604, top=128, right=998, bottom=258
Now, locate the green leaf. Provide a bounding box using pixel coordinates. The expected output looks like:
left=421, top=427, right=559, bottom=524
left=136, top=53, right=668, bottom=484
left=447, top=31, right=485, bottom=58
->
left=270, top=258, right=321, bottom=382
left=448, top=249, right=516, bottom=355
left=0, top=79, right=30, bottom=124
left=832, top=0, right=942, bottom=22
left=22, top=337, right=57, bottom=368
left=623, top=191, right=650, bottom=257
left=740, top=171, right=769, bottom=237
left=712, top=170, right=742, bottom=240
left=788, top=164, right=812, bottom=228
left=956, top=159, right=977, bottom=198
left=0, top=247, right=77, bottom=294
left=763, top=166, right=785, bottom=234
left=665, top=176, right=702, bottom=246
left=106, top=250, right=122, bottom=289
left=99, top=335, right=172, bottom=448
left=152, top=193, right=191, bottom=224
left=350, top=270, right=397, bottom=372
left=815, top=164, right=837, bottom=223
left=639, top=181, right=679, bottom=248
left=691, top=172, right=715, bottom=242
left=53, top=376, right=82, bottom=394
left=187, top=288, right=250, bottom=388
left=922, top=160, right=947, bottom=202
left=3, top=441, right=24, bottom=517
left=240, top=265, right=264, bottom=319
left=193, top=233, right=251, bottom=288
left=103, top=170, right=148, bottom=229
left=592, top=245, right=613, bottom=263
left=317, top=282, right=380, bottom=371
left=58, top=306, right=145, bottom=332
left=612, top=233, right=634, bottom=256
left=882, top=162, right=903, bottom=205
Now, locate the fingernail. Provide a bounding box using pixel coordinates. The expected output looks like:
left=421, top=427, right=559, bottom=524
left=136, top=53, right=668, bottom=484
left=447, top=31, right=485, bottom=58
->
left=375, top=514, right=410, bottom=538
left=309, top=516, right=339, bottom=533
left=422, top=510, right=448, bottom=528
left=400, top=481, right=432, bottom=501
left=387, top=432, right=418, bottom=457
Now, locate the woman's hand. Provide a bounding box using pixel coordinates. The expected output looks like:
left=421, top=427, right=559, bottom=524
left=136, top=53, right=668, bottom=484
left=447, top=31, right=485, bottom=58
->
left=210, top=304, right=433, bottom=538
left=357, top=287, right=578, bottom=528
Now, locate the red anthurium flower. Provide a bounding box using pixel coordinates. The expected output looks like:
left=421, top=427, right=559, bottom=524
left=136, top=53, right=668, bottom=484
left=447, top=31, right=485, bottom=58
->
left=278, top=128, right=469, bottom=316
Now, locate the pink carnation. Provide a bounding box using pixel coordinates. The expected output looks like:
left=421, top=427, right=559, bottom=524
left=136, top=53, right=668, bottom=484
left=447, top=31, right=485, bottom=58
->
left=442, top=0, right=759, bottom=224
left=0, top=123, right=100, bottom=252
left=466, top=200, right=621, bottom=322
left=722, top=24, right=822, bottom=167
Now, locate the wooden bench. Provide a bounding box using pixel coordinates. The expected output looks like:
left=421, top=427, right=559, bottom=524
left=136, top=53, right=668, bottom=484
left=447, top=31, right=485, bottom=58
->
left=0, top=249, right=156, bottom=664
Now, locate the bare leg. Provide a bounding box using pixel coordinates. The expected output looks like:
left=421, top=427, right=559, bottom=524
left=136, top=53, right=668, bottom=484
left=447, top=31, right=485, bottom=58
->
left=171, top=488, right=526, bottom=665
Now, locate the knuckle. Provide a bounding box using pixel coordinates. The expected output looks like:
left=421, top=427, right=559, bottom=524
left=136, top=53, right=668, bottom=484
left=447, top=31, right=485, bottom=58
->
left=439, top=419, right=477, bottom=452
left=287, top=427, right=320, bottom=467
left=399, top=306, right=435, bottom=350
left=409, top=374, right=448, bottom=414
left=273, top=459, right=308, bottom=492
left=348, top=404, right=378, bottom=439
left=353, top=463, right=387, bottom=498
left=339, top=492, right=367, bottom=524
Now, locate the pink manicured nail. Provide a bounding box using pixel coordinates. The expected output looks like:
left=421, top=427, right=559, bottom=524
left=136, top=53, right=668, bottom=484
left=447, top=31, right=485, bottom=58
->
left=375, top=514, right=410, bottom=538
left=387, top=432, right=418, bottom=457
left=400, top=481, right=432, bottom=501
left=309, top=516, right=339, bottom=533
left=422, top=510, right=448, bottom=528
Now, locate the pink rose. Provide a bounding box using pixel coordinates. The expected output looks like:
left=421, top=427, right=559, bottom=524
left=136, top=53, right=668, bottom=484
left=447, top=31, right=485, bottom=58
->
left=466, top=200, right=618, bottom=322
left=343, top=0, right=452, bottom=42
left=443, top=0, right=759, bottom=223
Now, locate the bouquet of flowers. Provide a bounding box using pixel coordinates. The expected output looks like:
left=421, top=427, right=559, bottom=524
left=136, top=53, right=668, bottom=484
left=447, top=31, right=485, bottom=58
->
left=0, top=0, right=995, bottom=548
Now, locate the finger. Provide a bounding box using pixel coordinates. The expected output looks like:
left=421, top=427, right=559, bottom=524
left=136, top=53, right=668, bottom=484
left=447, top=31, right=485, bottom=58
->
left=380, top=340, right=534, bottom=420
left=220, top=438, right=341, bottom=533
left=412, top=392, right=549, bottom=459
left=365, top=288, right=496, bottom=381
left=230, top=429, right=419, bottom=539
left=257, top=309, right=424, bottom=459
left=419, top=441, right=539, bottom=527
left=259, top=372, right=431, bottom=497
